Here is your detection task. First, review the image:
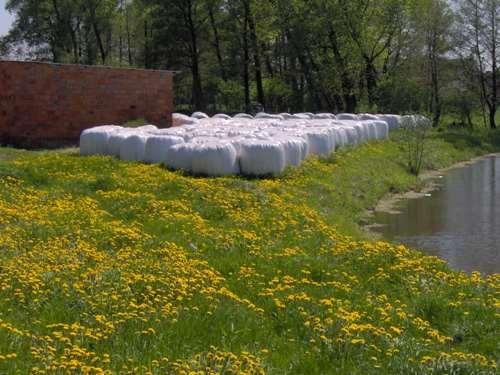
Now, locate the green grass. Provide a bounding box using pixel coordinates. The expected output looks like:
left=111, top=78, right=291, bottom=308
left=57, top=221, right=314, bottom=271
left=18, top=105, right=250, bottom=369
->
left=123, top=118, right=150, bottom=127
left=0, top=129, right=498, bottom=374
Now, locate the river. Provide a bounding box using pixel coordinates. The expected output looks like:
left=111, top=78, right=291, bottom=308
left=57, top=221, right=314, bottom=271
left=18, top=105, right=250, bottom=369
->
left=373, top=155, right=500, bottom=274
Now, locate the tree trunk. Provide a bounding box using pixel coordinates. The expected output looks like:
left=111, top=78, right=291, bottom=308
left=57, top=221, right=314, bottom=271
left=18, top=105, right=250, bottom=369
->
left=328, top=27, right=357, bottom=112
left=243, top=13, right=251, bottom=112
left=364, top=56, right=378, bottom=108
left=93, top=21, right=107, bottom=64
left=245, top=0, right=265, bottom=108
left=490, top=3, right=497, bottom=129
left=428, top=29, right=441, bottom=127
left=185, top=0, right=204, bottom=110
left=208, top=3, right=227, bottom=80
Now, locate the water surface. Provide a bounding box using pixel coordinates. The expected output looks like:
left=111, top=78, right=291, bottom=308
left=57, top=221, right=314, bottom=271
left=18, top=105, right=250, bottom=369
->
left=373, top=155, right=500, bottom=274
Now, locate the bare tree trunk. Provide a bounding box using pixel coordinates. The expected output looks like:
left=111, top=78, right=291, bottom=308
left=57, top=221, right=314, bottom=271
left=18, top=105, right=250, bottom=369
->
left=428, top=26, right=441, bottom=127
left=245, top=0, right=265, bottom=108
left=243, top=12, right=251, bottom=112
left=185, top=0, right=204, bottom=110
left=489, top=2, right=498, bottom=129
left=328, top=27, right=357, bottom=112
left=208, top=3, right=227, bottom=80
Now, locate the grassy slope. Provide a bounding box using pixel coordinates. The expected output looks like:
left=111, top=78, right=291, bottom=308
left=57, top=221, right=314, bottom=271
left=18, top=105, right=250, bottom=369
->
left=0, top=130, right=498, bottom=374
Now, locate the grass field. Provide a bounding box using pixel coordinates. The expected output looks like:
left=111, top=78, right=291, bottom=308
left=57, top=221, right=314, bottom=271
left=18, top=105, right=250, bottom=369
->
left=0, top=130, right=498, bottom=374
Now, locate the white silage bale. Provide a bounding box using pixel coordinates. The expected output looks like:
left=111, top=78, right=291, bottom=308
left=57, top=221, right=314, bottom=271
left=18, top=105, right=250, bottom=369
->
left=151, top=128, right=187, bottom=137
left=119, top=133, right=149, bottom=161
left=337, top=113, right=359, bottom=121
left=340, top=126, right=359, bottom=145
left=107, top=129, right=136, bottom=157
left=164, top=142, right=199, bottom=171
left=255, top=112, right=285, bottom=120
left=276, top=137, right=309, bottom=166
left=301, top=128, right=335, bottom=156
left=190, top=142, right=239, bottom=176
left=136, top=125, right=158, bottom=132
left=359, top=114, right=379, bottom=121
left=80, top=125, right=121, bottom=156
left=144, top=136, right=185, bottom=164
left=212, top=113, right=232, bottom=120
left=314, top=113, right=336, bottom=120
left=378, top=114, right=401, bottom=130
left=237, top=140, right=286, bottom=176
left=192, top=112, right=209, bottom=119
left=372, top=120, right=389, bottom=140
left=363, top=121, right=377, bottom=140
left=280, top=113, right=302, bottom=120
left=234, top=113, right=254, bottom=119
left=188, top=136, right=222, bottom=144
left=173, top=113, right=197, bottom=127
left=333, top=127, right=349, bottom=147
left=346, top=121, right=369, bottom=142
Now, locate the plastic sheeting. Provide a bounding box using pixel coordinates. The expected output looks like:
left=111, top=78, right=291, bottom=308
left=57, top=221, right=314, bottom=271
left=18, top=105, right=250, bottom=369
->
left=80, top=112, right=418, bottom=176
left=144, top=135, right=185, bottom=164
left=120, top=133, right=149, bottom=162
left=173, top=113, right=197, bottom=127
left=212, top=114, right=232, bottom=120
left=192, top=112, right=210, bottom=119
left=337, top=113, right=359, bottom=121
left=238, top=140, right=286, bottom=176
left=80, top=125, right=121, bottom=156
left=190, top=142, right=240, bottom=176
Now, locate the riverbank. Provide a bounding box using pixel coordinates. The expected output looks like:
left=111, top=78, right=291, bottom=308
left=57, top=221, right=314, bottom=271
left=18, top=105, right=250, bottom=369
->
left=0, top=129, right=498, bottom=374
left=364, top=151, right=500, bottom=235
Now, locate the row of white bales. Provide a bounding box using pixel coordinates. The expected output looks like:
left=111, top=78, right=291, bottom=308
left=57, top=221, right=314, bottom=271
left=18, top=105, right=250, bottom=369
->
left=80, top=112, right=412, bottom=176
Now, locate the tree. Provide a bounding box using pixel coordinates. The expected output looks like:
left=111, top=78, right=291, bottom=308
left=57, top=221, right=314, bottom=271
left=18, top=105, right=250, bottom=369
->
left=411, top=0, right=453, bottom=127
left=456, top=0, right=499, bottom=129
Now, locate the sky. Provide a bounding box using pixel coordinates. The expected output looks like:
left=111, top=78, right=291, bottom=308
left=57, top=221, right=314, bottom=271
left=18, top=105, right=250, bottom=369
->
left=0, top=0, right=14, bottom=37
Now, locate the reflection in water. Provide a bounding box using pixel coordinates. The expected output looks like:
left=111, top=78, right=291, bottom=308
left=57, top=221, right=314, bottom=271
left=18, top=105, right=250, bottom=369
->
left=374, top=155, right=500, bottom=274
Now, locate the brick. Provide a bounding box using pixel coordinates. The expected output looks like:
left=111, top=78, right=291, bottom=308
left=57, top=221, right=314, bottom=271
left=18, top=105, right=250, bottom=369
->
left=0, top=61, right=174, bottom=148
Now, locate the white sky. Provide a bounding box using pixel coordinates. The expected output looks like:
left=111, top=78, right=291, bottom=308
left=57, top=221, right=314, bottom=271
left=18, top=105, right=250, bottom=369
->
left=0, top=0, right=15, bottom=37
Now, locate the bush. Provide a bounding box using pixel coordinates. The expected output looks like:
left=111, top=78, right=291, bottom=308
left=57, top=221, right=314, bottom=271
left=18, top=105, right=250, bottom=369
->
left=401, top=115, right=432, bottom=176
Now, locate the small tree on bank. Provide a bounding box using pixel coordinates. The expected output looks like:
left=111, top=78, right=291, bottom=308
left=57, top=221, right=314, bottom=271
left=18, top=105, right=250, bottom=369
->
left=401, top=115, right=432, bottom=176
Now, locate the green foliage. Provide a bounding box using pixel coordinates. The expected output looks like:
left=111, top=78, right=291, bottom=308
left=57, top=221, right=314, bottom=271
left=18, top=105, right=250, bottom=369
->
left=0, top=0, right=495, bottom=118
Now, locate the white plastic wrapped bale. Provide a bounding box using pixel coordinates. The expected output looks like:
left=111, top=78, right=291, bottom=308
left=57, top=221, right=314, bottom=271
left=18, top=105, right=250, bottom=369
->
left=144, top=135, right=185, bottom=164
left=80, top=125, right=122, bottom=156
left=164, top=142, right=199, bottom=171
left=333, top=127, right=349, bottom=147
left=293, top=113, right=313, bottom=119
left=313, top=113, right=336, bottom=120
left=119, top=133, right=149, bottom=162
left=234, top=113, right=254, bottom=119
left=237, top=140, right=286, bottom=176
left=337, top=113, right=359, bottom=121
left=172, top=113, right=197, bottom=127
left=107, top=129, right=135, bottom=157
left=255, top=112, right=285, bottom=120
left=212, top=113, right=232, bottom=120
left=342, top=126, right=359, bottom=145
left=300, top=128, right=335, bottom=156
left=372, top=120, right=389, bottom=140
left=276, top=137, right=309, bottom=166
left=190, top=142, right=240, bottom=176
left=135, top=125, right=158, bottom=132
left=280, top=113, right=302, bottom=120
left=359, top=113, right=379, bottom=121
left=188, top=136, right=222, bottom=144
left=363, top=121, right=377, bottom=140
left=377, top=114, right=401, bottom=130
left=191, top=111, right=209, bottom=119
left=151, top=128, right=187, bottom=137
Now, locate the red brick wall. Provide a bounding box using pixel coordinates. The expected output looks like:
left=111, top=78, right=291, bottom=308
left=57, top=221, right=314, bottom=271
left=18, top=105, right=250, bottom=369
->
left=0, top=61, right=174, bottom=148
